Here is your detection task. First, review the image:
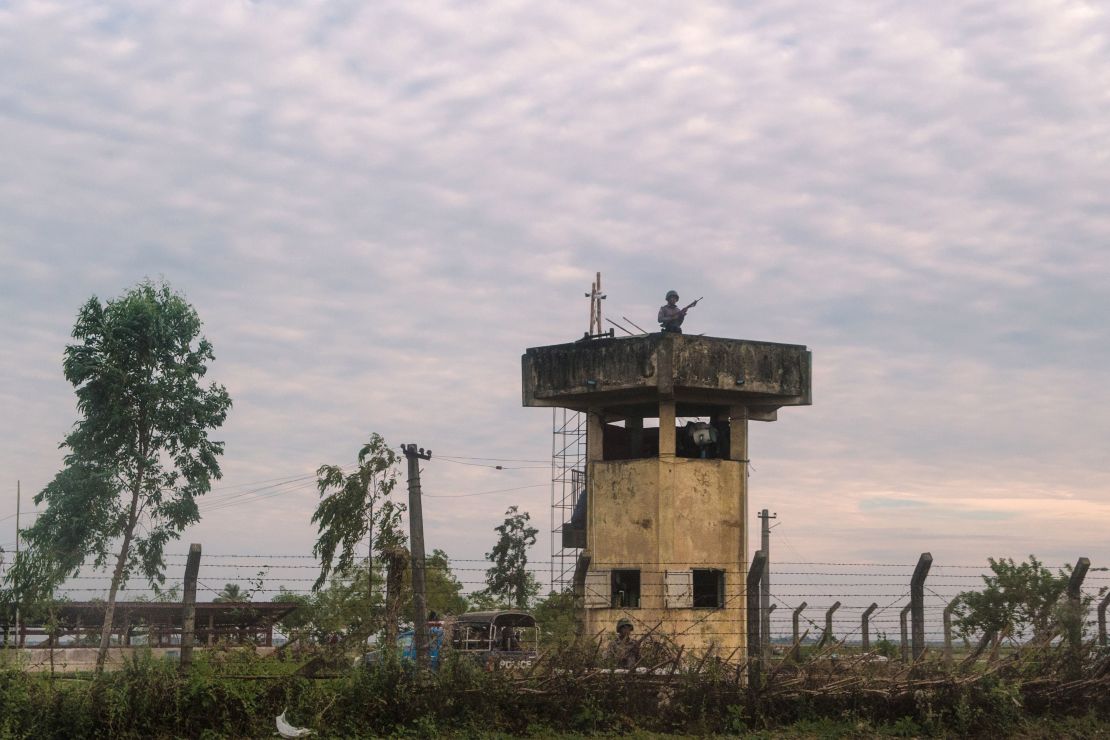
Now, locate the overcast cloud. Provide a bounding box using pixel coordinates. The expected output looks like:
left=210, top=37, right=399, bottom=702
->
left=2, top=0, right=1109, bottom=591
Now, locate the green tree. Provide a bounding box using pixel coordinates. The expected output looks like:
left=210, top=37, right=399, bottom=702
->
left=5, top=281, right=231, bottom=672
left=271, top=588, right=314, bottom=643
left=478, top=506, right=539, bottom=609
left=214, top=583, right=245, bottom=603
left=403, top=549, right=468, bottom=622
left=532, top=590, right=578, bottom=647
left=274, top=550, right=468, bottom=649
left=952, top=555, right=1088, bottom=657
left=311, top=434, right=402, bottom=591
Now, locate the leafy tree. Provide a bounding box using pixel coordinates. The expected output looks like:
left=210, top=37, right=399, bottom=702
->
left=531, top=590, right=578, bottom=647
left=214, top=583, right=245, bottom=603
left=403, top=549, right=468, bottom=622
left=270, top=550, right=468, bottom=650
left=134, top=585, right=180, bottom=603
left=4, top=281, right=231, bottom=672
left=271, top=588, right=314, bottom=645
left=478, top=506, right=539, bottom=609
left=311, top=434, right=402, bottom=591
left=952, top=555, right=1090, bottom=657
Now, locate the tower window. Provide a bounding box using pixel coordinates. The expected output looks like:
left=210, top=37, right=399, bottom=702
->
left=692, top=569, right=724, bottom=608
left=611, top=570, right=641, bottom=608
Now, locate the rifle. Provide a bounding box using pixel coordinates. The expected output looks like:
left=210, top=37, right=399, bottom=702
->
left=683, top=297, right=703, bottom=312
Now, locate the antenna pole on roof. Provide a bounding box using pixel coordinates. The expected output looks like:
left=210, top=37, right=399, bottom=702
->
left=585, top=272, right=606, bottom=337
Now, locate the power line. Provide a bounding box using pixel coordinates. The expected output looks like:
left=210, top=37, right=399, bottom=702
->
left=423, top=483, right=547, bottom=499
left=436, top=454, right=551, bottom=464
left=436, top=458, right=549, bottom=470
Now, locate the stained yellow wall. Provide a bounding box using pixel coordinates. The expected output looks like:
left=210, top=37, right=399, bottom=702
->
left=584, top=457, right=748, bottom=655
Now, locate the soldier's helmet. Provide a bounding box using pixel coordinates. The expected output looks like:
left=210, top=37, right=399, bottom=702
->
left=666, top=290, right=679, bottom=300
left=616, top=618, right=634, bottom=632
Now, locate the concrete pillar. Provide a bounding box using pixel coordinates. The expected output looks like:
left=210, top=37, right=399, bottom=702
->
left=586, top=410, right=604, bottom=462
left=731, top=405, right=749, bottom=592
left=658, top=401, right=676, bottom=458
left=627, top=415, right=644, bottom=458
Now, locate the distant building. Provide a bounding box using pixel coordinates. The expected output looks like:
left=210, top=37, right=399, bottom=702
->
left=6, top=600, right=297, bottom=649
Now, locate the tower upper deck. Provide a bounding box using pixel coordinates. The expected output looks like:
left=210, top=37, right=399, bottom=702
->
left=522, top=333, right=811, bottom=416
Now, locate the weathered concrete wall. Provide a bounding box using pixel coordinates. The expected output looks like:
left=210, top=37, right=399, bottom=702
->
left=523, top=333, right=810, bottom=410
left=584, top=458, right=747, bottom=655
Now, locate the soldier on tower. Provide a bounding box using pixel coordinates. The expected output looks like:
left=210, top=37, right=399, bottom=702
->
left=658, top=290, right=700, bottom=333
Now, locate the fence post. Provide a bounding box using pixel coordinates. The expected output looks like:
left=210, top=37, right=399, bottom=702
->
left=861, top=603, right=878, bottom=651
left=943, top=600, right=956, bottom=666
left=180, top=543, right=202, bottom=672
left=791, top=601, right=807, bottom=661
left=899, top=604, right=911, bottom=663
left=819, top=602, right=840, bottom=648
left=1098, top=592, right=1110, bottom=648
left=747, top=550, right=767, bottom=691
left=911, top=552, right=932, bottom=661
left=1066, top=557, right=1090, bottom=650
left=767, top=604, right=776, bottom=652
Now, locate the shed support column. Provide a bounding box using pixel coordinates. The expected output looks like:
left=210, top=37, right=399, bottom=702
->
left=208, top=613, right=214, bottom=646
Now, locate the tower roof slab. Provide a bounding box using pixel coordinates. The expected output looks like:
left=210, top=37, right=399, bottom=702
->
left=522, top=333, right=811, bottom=413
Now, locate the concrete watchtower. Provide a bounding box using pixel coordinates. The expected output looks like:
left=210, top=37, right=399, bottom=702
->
left=522, top=333, right=811, bottom=653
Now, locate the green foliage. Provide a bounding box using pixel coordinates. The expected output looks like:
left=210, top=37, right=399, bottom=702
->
left=270, top=549, right=468, bottom=643
left=271, top=588, right=314, bottom=634
left=0, top=645, right=1107, bottom=737
left=405, top=549, right=468, bottom=622
left=952, top=555, right=1076, bottom=643
left=312, top=433, right=402, bottom=591
left=2, top=280, right=231, bottom=669
left=213, top=583, right=245, bottom=603
left=532, top=590, right=579, bottom=647
left=477, top=506, right=539, bottom=610
left=872, top=631, right=898, bottom=660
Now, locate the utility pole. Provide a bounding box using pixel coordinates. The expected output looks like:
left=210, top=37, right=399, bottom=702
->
left=758, top=509, right=776, bottom=660
left=401, top=443, right=432, bottom=668
left=367, top=475, right=374, bottom=618
left=14, top=480, right=20, bottom=648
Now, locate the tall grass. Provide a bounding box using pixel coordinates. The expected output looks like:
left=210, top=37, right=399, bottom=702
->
left=0, top=641, right=1107, bottom=737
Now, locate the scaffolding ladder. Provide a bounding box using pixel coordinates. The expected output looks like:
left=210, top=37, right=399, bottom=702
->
left=550, top=407, right=585, bottom=593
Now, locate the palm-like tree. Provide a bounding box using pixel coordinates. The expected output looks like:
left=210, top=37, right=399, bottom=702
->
left=214, top=583, right=245, bottom=603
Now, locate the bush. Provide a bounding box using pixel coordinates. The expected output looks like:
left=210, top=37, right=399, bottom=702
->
left=0, top=642, right=1107, bottom=737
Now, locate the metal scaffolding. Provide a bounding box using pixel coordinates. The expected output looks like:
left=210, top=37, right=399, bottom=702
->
left=550, top=407, right=586, bottom=592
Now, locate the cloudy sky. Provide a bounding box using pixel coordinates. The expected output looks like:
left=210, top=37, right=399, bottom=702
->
left=2, top=0, right=1109, bottom=591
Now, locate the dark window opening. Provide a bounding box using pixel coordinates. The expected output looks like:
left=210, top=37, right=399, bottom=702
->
left=611, top=570, right=641, bottom=608
left=692, top=569, right=724, bottom=608
left=602, top=422, right=658, bottom=460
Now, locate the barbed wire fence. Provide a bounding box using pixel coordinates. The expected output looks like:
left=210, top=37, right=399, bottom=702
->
left=3, top=549, right=1107, bottom=657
